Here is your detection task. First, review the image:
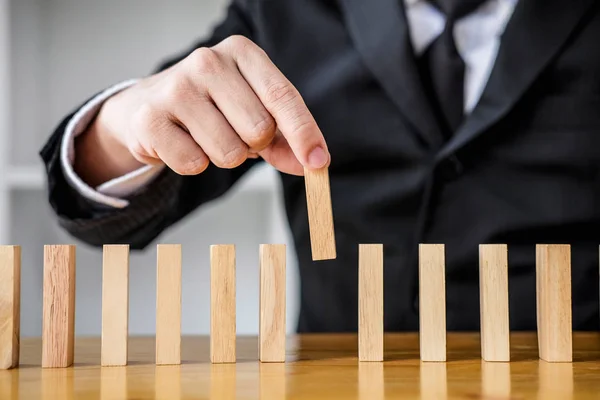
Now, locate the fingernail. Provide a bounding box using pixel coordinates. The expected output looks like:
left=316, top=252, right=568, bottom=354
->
left=308, top=146, right=328, bottom=169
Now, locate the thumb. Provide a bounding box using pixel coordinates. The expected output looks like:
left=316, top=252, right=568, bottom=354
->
left=258, top=130, right=307, bottom=176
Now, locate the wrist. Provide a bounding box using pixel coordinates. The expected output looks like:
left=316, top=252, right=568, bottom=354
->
left=74, top=92, right=144, bottom=186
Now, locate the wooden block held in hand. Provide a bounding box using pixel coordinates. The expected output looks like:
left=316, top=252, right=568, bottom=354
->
left=479, top=244, right=510, bottom=362
left=259, top=244, right=286, bottom=362
left=42, top=245, right=76, bottom=368
left=0, top=246, right=21, bottom=369
left=101, top=245, right=129, bottom=366
left=304, top=167, right=336, bottom=260
left=211, top=245, right=236, bottom=363
left=156, top=244, right=182, bottom=365
left=419, top=244, right=446, bottom=362
left=358, top=244, right=384, bottom=362
left=536, top=244, right=572, bottom=362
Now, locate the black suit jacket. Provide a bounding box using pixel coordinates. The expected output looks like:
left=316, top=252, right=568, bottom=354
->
left=41, top=0, right=600, bottom=332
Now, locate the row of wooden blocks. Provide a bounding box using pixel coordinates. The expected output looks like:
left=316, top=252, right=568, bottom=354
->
left=0, top=243, right=574, bottom=369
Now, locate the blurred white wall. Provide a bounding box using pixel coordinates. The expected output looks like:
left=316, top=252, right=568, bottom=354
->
left=5, top=0, right=299, bottom=337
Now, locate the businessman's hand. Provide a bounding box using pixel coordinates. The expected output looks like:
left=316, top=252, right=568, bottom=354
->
left=75, top=35, right=330, bottom=186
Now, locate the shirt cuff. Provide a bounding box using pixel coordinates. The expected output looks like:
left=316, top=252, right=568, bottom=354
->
left=60, top=79, right=165, bottom=209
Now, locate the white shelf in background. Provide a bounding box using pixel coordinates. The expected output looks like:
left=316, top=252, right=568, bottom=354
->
left=5, top=165, right=45, bottom=189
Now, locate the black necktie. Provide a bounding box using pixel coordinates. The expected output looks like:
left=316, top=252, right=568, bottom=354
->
left=421, top=0, right=486, bottom=134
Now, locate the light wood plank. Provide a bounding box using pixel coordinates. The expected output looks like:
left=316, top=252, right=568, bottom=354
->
left=418, top=244, right=446, bottom=362
left=536, top=244, right=572, bottom=362
left=479, top=244, right=510, bottom=362
left=156, top=244, right=182, bottom=365
left=210, top=244, right=236, bottom=363
left=358, top=244, right=384, bottom=362
left=42, top=245, right=76, bottom=368
left=0, top=245, right=20, bottom=369
left=259, top=244, right=286, bottom=362
left=101, top=245, right=129, bottom=366
left=304, top=167, right=336, bottom=260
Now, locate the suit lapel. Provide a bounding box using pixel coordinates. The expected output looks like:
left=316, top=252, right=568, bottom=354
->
left=340, top=0, right=446, bottom=149
left=437, top=0, right=596, bottom=161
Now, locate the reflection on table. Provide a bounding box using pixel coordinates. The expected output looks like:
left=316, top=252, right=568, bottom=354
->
left=1, top=333, right=598, bottom=399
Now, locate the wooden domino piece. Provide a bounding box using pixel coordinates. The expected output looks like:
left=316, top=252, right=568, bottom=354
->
left=536, top=244, right=572, bottom=362
left=156, top=244, right=182, bottom=365
left=479, top=244, right=510, bottom=362
left=259, top=244, right=286, bottom=362
left=304, top=167, right=336, bottom=260
left=211, top=244, right=236, bottom=363
left=0, top=246, right=21, bottom=369
left=419, top=244, right=446, bottom=362
left=42, top=245, right=76, bottom=368
left=101, top=245, right=129, bottom=366
left=358, top=244, right=384, bottom=362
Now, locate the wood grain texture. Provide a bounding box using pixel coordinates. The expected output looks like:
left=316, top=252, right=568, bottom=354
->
left=7, top=333, right=600, bottom=399
left=42, top=245, right=76, bottom=368
left=304, top=167, right=336, bottom=260
left=358, top=244, right=383, bottom=362
left=536, top=244, right=572, bottom=362
left=259, top=244, right=286, bottom=362
left=479, top=244, right=510, bottom=362
left=101, top=245, right=129, bottom=366
left=211, top=245, right=236, bottom=363
left=0, top=245, right=20, bottom=369
left=156, top=244, right=182, bottom=365
left=418, top=244, right=446, bottom=362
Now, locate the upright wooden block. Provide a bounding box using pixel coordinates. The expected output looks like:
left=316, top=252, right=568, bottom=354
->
left=358, top=244, right=384, bottom=362
left=42, top=245, right=76, bottom=368
left=211, top=244, right=236, bottom=363
left=304, top=167, right=336, bottom=260
left=156, top=244, right=182, bottom=365
left=419, top=244, right=446, bottom=362
left=479, top=244, right=510, bottom=362
left=0, top=246, right=20, bottom=369
left=101, top=245, right=129, bottom=366
left=259, top=244, right=286, bottom=362
left=536, top=244, right=572, bottom=362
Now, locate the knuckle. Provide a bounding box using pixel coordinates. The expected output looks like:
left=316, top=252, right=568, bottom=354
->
left=222, top=34, right=251, bottom=51
left=264, top=81, right=297, bottom=107
left=213, top=145, right=247, bottom=169
left=163, top=74, right=194, bottom=102
left=245, top=115, right=276, bottom=149
left=188, top=47, right=221, bottom=75
left=289, top=117, right=320, bottom=145
left=130, top=103, right=163, bottom=133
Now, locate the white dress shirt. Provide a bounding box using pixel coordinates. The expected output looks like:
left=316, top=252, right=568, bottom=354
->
left=60, top=0, right=518, bottom=209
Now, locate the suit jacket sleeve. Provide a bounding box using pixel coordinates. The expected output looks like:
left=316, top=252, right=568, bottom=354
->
left=39, top=0, right=261, bottom=249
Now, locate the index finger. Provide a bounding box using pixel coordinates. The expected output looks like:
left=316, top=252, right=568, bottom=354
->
left=221, top=36, right=330, bottom=170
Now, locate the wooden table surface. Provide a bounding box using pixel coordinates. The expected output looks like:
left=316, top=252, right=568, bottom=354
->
left=2, top=333, right=600, bottom=399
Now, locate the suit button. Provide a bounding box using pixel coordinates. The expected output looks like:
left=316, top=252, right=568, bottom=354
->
left=437, top=155, right=464, bottom=181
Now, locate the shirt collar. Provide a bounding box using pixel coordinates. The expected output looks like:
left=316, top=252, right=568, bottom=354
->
left=404, top=0, right=518, bottom=10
